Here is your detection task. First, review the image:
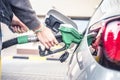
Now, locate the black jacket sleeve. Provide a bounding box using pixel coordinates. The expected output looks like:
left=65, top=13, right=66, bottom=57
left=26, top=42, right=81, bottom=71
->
left=9, top=0, right=40, bottom=30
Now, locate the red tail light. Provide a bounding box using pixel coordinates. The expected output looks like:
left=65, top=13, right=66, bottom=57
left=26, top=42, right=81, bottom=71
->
left=102, top=20, right=120, bottom=63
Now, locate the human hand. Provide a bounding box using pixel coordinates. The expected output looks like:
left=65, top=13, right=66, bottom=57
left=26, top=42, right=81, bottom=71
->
left=35, top=25, right=58, bottom=49
left=11, top=15, right=29, bottom=33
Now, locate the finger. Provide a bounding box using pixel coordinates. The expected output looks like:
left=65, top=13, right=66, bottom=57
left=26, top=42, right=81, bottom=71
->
left=16, top=26, right=22, bottom=33
left=10, top=26, right=15, bottom=32
left=38, top=38, right=50, bottom=49
left=13, top=26, right=18, bottom=32
left=53, top=38, right=59, bottom=45
left=46, top=43, right=52, bottom=48
left=50, top=40, right=54, bottom=46
left=19, top=21, right=28, bottom=32
left=12, top=26, right=20, bottom=33
left=43, top=38, right=53, bottom=48
left=47, top=41, right=53, bottom=48
left=20, top=27, right=27, bottom=33
left=43, top=42, right=50, bottom=49
left=21, top=26, right=28, bottom=32
left=20, top=28, right=25, bottom=33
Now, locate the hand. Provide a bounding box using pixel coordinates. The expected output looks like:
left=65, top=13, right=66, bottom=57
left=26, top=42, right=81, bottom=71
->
left=11, top=15, right=29, bottom=33
left=36, top=26, right=58, bottom=49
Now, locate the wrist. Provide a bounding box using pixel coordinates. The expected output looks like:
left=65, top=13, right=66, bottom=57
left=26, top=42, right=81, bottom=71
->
left=34, top=24, right=45, bottom=34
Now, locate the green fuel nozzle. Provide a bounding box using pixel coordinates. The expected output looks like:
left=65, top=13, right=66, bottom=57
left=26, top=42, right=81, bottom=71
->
left=59, top=24, right=83, bottom=48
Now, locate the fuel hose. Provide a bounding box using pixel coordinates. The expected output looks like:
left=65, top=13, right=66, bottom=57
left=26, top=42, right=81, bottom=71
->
left=2, top=35, right=38, bottom=49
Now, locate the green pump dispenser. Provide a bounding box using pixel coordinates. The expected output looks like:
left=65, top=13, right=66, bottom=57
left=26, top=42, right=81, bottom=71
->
left=59, top=24, right=83, bottom=48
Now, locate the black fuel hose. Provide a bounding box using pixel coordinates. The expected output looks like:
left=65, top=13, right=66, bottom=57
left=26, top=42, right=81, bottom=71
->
left=2, top=35, right=38, bottom=49
left=2, top=38, right=18, bottom=49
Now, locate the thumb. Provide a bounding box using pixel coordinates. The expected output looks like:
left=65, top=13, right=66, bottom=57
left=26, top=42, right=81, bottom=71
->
left=18, top=21, right=29, bottom=32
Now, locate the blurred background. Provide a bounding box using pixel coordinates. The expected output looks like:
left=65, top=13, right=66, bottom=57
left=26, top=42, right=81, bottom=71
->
left=30, top=0, right=102, bottom=32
